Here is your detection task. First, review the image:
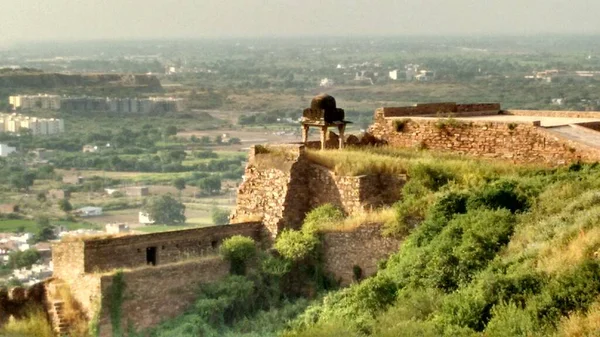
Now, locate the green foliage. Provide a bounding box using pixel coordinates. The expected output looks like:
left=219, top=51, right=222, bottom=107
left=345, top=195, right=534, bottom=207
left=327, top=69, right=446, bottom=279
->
left=275, top=230, right=319, bottom=262
left=172, top=177, right=186, bottom=191
left=8, top=248, right=41, bottom=269
left=212, top=207, right=230, bottom=225
left=467, top=180, right=529, bottom=213
left=220, top=236, right=257, bottom=275
left=484, top=302, right=536, bottom=337
left=10, top=171, right=36, bottom=190
left=197, top=176, right=222, bottom=195
left=108, top=271, right=126, bottom=337
left=408, top=163, right=455, bottom=192
left=302, top=204, right=345, bottom=233
left=34, top=216, right=56, bottom=242
left=141, top=195, right=186, bottom=225
left=58, top=198, right=73, bottom=212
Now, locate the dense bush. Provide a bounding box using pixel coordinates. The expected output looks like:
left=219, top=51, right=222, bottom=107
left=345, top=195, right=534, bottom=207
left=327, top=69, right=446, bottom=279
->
left=220, top=236, right=257, bottom=275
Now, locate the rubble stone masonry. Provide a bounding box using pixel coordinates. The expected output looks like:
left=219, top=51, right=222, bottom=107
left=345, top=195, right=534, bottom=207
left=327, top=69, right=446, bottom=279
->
left=231, top=144, right=407, bottom=238
left=322, top=223, right=401, bottom=286
left=370, top=107, right=600, bottom=164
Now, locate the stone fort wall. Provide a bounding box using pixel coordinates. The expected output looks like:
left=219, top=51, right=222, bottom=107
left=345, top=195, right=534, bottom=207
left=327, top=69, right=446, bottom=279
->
left=96, top=257, right=230, bottom=336
left=321, top=223, right=401, bottom=286
left=369, top=106, right=600, bottom=165
left=231, top=144, right=406, bottom=237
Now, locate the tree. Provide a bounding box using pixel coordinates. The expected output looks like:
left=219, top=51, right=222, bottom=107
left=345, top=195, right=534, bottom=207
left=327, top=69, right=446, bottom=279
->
left=141, top=195, right=186, bottom=225
left=173, top=177, right=186, bottom=192
left=58, top=199, right=73, bottom=213
left=212, top=207, right=230, bottom=225
left=10, top=171, right=35, bottom=191
left=35, top=217, right=56, bottom=242
left=164, top=125, right=178, bottom=137
left=8, top=249, right=41, bottom=269
left=37, top=192, right=47, bottom=202
left=198, top=176, right=222, bottom=195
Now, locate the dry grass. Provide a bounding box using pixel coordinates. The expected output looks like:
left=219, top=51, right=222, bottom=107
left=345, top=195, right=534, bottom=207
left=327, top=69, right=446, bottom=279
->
left=56, top=284, right=89, bottom=337
left=537, top=225, right=600, bottom=274
left=317, top=207, right=396, bottom=232
left=230, top=214, right=263, bottom=224
left=0, top=306, right=54, bottom=337
left=557, top=299, right=600, bottom=337
left=304, top=146, right=532, bottom=182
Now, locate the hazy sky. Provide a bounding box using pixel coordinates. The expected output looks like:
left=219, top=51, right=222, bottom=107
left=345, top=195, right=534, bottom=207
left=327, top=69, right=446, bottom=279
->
left=1, top=0, right=599, bottom=42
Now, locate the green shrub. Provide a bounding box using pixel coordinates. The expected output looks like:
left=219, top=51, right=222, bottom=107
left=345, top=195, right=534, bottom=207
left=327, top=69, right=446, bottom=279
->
left=302, top=204, right=345, bottom=233
left=275, top=230, right=319, bottom=262
left=467, top=180, right=529, bottom=213
left=531, top=260, right=600, bottom=327
left=409, top=164, right=455, bottom=192
left=220, top=236, right=257, bottom=275
left=484, top=302, right=536, bottom=337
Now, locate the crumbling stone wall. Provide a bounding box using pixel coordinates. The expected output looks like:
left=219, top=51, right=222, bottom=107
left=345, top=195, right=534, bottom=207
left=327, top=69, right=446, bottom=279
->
left=96, top=257, right=230, bottom=336
left=308, top=164, right=405, bottom=214
left=0, top=283, right=47, bottom=328
left=232, top=145, right=407, bottom=237
left=52, top=222, right=262, bottom=275
left=369, top=111, right=600, bottom=164
left=321, top=223, right=401, bottom=286
left=231, top=144, right=311, bottom=237
left=382, top=102, right=500, bottom=118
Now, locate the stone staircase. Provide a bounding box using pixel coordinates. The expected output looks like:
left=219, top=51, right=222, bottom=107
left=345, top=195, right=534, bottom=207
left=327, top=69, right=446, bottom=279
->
left=45, top=280, right=70, bottom=336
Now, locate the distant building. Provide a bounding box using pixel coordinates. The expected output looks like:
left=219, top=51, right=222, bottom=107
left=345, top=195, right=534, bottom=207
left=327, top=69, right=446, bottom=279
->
left=75, top=207, right=103, bottom=217
left=415, top=70, right=435, bottom=82
left=9, top=94, right=61, bottom=111
left=125, top=186, right=149, bottom=197
left=320, top=78, right=335, bottom=88
left=105, top=223, right=130, bottom=234
left=389, top=70, right=401, bottom=80
left=139, top=211, right=155, bottom=225
left=0, top=113, right=65, bottom=136
left=48, top=189, right=71, bottom=199
left=63, top=175, right=84, bottom=184
left=0, top=143, right=16, bottom=157
left=0, top=204, right=19, bottom=214
left=82, top=145, right=99, bottom=153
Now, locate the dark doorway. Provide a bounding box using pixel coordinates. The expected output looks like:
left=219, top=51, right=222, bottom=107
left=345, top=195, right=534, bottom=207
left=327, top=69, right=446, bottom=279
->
left=146, top=247, right=157, bottom=266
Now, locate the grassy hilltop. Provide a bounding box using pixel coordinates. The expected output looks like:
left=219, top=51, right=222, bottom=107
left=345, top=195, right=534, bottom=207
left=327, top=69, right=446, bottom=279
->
left=122, top=147, right=600, bottom=337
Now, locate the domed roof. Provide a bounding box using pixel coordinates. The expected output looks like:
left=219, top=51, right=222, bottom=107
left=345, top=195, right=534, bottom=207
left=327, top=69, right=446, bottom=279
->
left=310, top=94, right=337, bottom=114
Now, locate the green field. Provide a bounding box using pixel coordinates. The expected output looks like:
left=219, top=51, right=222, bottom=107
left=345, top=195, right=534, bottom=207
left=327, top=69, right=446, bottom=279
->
left=0, top=219, right=99, bottom=233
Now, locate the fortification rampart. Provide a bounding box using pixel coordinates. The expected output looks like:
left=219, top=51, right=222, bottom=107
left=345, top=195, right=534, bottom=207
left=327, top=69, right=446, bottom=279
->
left=322, top=223, right=401, bottom=286
left=371, top=105, right=600, bottom=165
left=231, top=144, right=406, bottom=237
left=96, top=257, right=230, bottom=336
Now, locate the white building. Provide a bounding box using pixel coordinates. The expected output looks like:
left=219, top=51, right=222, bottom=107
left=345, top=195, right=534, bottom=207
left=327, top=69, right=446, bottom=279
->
left=0, top=113, right=64, bottom=136
left=105, top=223, right=130, bottom=234
left=319, top=78, right=335, bottom=88
left=9, top=94, right=61, bottom=111
left=139, top=211, right=155, bottom=225
left=0, top=143, right=16, bottom=157
left=76, top=207, right=103, bottom=217
left=389, top=70, right=401, bottom=80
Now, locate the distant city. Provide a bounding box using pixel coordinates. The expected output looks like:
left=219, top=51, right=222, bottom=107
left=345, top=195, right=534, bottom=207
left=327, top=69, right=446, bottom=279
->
left=9, top=94, right=186, bottom=114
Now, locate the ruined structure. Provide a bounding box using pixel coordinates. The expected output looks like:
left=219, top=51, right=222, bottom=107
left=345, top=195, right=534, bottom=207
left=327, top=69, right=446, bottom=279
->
left=302, top=94, right=351, bottom=149
left=369, top=102, right=600, bottom=164
left=230, top=144, right=406, bottom=238
left=40, top=100, right=600, bottom=335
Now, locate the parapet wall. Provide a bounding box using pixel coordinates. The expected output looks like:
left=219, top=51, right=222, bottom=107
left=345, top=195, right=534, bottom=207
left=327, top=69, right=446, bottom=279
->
left=382, top=102, right=501, bottom=118
left=67, top=222, right=261, bottom=273
left=96, top=257, right=230, bottom=336
left=370, top=116, right=600, bottom=164
left=321, top=223, right=401, bottom=286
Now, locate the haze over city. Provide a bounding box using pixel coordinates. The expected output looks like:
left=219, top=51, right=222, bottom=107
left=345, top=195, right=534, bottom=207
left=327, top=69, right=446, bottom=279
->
left=1, top=0, right=600, bottom=43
